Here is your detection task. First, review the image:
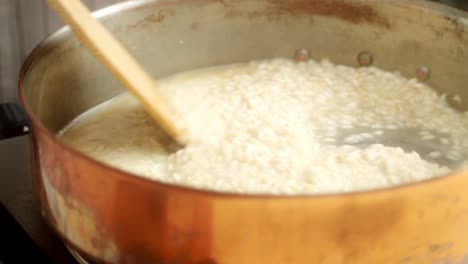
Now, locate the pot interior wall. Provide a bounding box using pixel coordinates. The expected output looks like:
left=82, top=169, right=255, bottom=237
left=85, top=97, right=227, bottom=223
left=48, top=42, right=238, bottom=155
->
left=21, top=0, right=468, bottom=133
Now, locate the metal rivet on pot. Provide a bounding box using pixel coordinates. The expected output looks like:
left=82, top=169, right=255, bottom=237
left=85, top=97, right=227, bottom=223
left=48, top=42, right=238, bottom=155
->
left=294, top=48, right=310, bottom=61
left=416, top=66, right=430, bottom=82
left=357, top=51, right=373, bottom=66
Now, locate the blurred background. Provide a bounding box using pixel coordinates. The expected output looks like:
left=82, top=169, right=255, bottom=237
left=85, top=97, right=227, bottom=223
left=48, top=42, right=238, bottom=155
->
left=0, top=0, right=467, bottom=104
left=0, top=0, right=122, bottom=104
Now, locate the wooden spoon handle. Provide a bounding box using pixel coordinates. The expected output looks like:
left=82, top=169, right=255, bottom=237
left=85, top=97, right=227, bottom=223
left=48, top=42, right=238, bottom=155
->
left=47, top=0, right=188, bottom=145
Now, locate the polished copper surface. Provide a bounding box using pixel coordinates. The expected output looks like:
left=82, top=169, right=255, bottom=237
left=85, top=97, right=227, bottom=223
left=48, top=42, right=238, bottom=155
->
left=18, top=0, right=468, bottom=263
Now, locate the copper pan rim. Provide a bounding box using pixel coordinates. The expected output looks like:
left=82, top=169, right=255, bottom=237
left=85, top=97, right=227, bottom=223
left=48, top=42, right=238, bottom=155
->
left=17, top=0, right=468, bottom=200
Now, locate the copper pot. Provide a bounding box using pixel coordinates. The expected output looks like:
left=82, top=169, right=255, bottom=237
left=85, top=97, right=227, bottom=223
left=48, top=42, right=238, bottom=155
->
left=18, top=0, right=468, bottom=263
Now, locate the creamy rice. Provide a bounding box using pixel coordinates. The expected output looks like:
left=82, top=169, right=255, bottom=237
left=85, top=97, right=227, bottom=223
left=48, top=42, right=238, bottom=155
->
left=59, top=58, right=468, bottom=195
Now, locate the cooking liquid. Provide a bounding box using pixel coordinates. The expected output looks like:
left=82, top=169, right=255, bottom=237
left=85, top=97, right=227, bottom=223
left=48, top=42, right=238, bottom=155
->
left=59, top=59, right=468, bottom=194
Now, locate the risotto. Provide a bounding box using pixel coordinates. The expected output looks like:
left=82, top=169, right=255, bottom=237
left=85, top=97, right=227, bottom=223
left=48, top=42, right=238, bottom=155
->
left=59, top=58, right=468, bottom=194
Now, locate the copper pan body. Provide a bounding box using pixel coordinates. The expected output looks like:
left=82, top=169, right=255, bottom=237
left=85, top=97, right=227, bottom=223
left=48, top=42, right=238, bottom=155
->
left=18, top=0, right=468, bottom=263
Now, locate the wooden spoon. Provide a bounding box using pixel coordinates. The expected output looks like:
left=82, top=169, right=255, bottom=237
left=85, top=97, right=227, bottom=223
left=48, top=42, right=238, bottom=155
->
left=47, top=0, right=188, bottom=146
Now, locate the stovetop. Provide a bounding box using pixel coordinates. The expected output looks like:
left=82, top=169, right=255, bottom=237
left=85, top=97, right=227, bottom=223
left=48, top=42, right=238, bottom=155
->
left=0, top=136, right=78, bottom=263
left=0, top=2, right=466, bottom=263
